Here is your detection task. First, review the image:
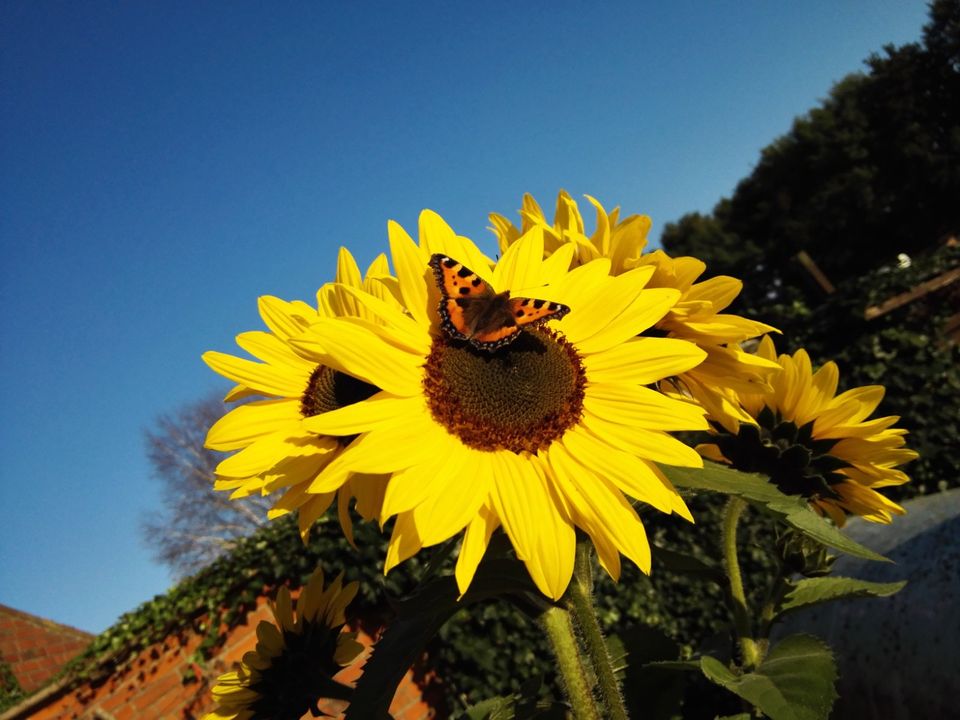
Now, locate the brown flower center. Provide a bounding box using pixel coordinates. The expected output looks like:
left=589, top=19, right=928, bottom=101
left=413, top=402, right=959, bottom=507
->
left=423, top=328, right=586, bottom=453
left=301, top=366, right=379, bottom=445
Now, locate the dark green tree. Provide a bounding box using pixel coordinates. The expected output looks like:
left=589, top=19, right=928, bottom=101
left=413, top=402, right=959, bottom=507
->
left=663, top=0, right=960, bottom=316
left=661, top=0, right=960, bottom=498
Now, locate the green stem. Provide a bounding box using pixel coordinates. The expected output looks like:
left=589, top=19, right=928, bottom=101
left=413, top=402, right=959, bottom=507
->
left=540, top=604, right=601, bottom=720
left=722, top=498, right=761, bottom=670
left=566, top=542, right=630, bottom=720
left=758, top=569, right=787, bottom=638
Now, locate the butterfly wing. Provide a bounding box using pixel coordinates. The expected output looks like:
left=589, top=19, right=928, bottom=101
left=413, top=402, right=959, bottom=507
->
left=429, top=254, right=498, bottom=342
left=508, top=297, right=571, bottom=328
left=429, top=253, right=570, bottom=351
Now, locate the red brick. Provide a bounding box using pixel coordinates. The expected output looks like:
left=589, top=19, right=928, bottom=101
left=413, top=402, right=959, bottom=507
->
left=5, top=597, right=445, bottom=719
left=132, top=672, right=182, bottom=712
left=0, top=603, right=93, bottom=695
left=153, top=685, right=196, bottom=717
left=114, top=704, right=138, bottom=720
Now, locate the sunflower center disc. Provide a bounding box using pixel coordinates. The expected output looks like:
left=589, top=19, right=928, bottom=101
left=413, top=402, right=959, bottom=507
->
left=301, top=365, right=379, bottom=418
left=251, top=626, right=340, bottom=718
left=714, top=408, right=845, bottom=501
left=424, top=328, right=586, bottom=453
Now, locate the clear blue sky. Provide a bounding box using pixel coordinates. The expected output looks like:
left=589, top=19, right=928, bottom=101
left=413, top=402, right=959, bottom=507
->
left=0, top=1, right=930, bottom=633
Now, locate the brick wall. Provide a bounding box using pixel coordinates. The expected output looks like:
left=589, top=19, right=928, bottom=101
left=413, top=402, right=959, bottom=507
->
left=6, top=596, right=445, bottom=719
left=0, top=605, right=93, bottom=694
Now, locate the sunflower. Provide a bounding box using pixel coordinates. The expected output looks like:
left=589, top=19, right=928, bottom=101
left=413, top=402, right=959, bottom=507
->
left=204, top=568, right=363, bottom=720
left=697, top=336, right=917, bottom=526
left=287, top=210, right=709, bottom=599
left=203, top=248, right=398, bottom=540
left=490, top=191, right=781, bottom=432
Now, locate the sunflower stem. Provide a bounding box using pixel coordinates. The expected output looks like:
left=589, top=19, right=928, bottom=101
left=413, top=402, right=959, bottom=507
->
left=567, top=542, right=631, bottom=720
left=722, top=497, right=761, bottom=670
left=540, top=604, right=601, bottom=720
left=758, top=568, right=788, bottom=641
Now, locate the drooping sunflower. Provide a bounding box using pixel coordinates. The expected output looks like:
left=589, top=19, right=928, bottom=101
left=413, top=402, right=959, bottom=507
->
left=697, top=336, right=917, bottom=526
left=490, top=191, right=781, bottom=432
left=288, top=210, right=710, bottom=599
left=203, top=248, right=399, bottom=539
left=204, top=568, right=363, bottom=720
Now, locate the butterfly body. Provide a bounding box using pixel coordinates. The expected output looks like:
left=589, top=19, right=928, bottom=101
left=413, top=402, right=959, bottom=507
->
left=429, top=254, right=570, bottom=352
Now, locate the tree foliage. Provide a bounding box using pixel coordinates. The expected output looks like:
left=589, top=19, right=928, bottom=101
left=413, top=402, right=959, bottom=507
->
left=140, top=394, right=271, bottom=577
left=662, top=0, right=960, bottom=310
left=661, top=0, right=960, bottom=497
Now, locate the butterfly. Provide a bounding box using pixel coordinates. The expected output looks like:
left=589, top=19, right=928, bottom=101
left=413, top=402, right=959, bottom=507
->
left=428, top=253, right=570, bottom=351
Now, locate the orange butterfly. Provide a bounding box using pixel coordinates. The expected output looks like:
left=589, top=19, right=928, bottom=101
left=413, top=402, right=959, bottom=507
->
left=428, top=253, right=570, bottom=351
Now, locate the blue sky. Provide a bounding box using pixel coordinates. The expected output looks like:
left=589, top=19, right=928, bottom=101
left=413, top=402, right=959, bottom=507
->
left=0, top=1, right=930, bottom=633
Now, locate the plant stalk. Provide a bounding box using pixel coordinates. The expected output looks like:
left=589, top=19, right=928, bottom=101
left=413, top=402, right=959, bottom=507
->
left=566, top=542, right=630, bottom=720
left=540, top=604, right=601, bottom=720
left=722, top=497, right=761, bottom=670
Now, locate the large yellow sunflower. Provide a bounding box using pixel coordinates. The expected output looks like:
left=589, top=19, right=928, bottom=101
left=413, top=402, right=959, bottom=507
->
left=203, top=248, right=398, bottom=540
left=697, top=336, right=918, bottom=526
left=490, top=191, right=781, bottom=432
left=287, top=211, right=710, bottom=600
left=204, top=568, right=363, bottom=720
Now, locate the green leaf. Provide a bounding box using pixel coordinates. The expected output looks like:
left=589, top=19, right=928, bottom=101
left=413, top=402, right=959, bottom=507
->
left=777, top=576, right=907, bottom=616
left=607, top=625, right=685, bottom=720
left=463, top=680, right=569, bottom=720
left=343, top=558, right=538, bottom=720
left=699, top=634, right=838, bottom=720
left=464, top=696, right=516, bottom=720
left=662, top=462, right=889, bottom=562
left=606, top=624, right=678, bottom=671
left=643, top=659, right=701, bottom=672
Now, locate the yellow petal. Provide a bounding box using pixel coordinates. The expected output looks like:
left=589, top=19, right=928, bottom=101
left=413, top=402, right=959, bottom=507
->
left=293, top=318, right=422, bottom=396
left=609, top=215, right=652, bottom=274
left=297, top=493, right=335, bottom=539
left=558, top=265, right=652, bottom=344
left=381, top=437, right=470, bottom=518
left=585, top=337, right=706, bottom=385
left=336, top=246, right=363, bottom=288
left=419, top=210, right=495, bottom=284
left=561, top=427, right=682, bottom=516
left=696, top=443, right=730, bottom=464
left=455, top=503, right=500, bottom=596
left=384, top=512, right=423, bottom=573
left=581, top=410, right=704, bottom=467
left=584, top=384, right=708, bottom=431
left=216, top=432, right=337, bottom=478
left=365, top=252, right=392, bottom=279
left=489, top=452, right=575, bottom=600
left=388, top=220, right=430, bottom=326
left=259, top=438, right=340, bottom=491
left=301, top=393, right=424, bottom=436
left=307, top=412, right=444, bottom=493
left=547, top=442, right=651, bottom=574
left=576, top=288, right=681, bottom=355
left=297, top=568, right=326, bottom=621
left=235, top=331, right=315, bottom=371
left=682, top=275, right=742, bottom=314
left=540, top=243, right=577, bottom=284
left=494, top=226, right=546, bottom=292
left=258, top=295, right=316, bottom=340
left=202, top=351, right=307, bottom=398
left=332, top=284, right=430, bottom=354
left=206, top=399, right=302, bottom=451
left=412, top=447, right=491, bottom=546
left=272, top=587, right=295, bottom=632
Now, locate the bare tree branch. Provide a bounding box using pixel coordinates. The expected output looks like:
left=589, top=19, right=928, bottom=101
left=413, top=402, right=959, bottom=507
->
left=140, top=393, right=270, bottom=577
